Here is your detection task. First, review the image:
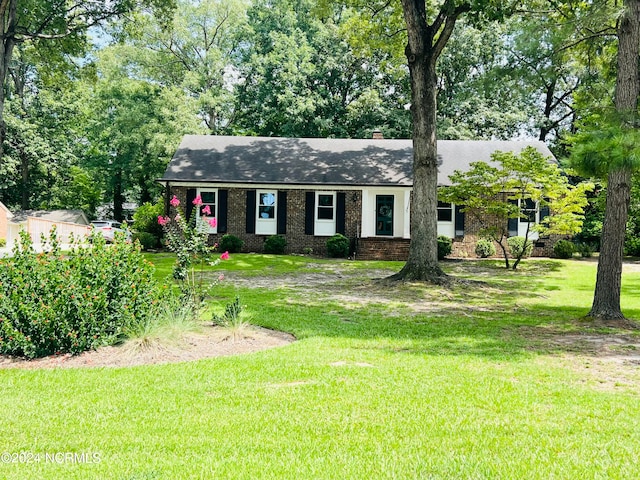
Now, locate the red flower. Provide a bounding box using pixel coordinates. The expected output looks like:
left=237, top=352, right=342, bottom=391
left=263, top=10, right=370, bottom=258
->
left=158, top=215, right=168, bottom=226
left=220, top=251, right=230, bottom=260
left=192, top=195, right=203, bottom=206
left=208, top=217, right=217, bottom=228
left=170, top=195, right=180, bottom=207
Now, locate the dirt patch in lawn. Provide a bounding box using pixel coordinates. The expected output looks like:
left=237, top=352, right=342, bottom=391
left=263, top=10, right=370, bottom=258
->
left=0, top=326, right=295, bottom=370
left=517, top=325, right=640, bottom=393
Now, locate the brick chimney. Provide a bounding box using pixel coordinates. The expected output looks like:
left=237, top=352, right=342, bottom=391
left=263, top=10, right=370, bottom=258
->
left=372, top=129, right=383, bottom=139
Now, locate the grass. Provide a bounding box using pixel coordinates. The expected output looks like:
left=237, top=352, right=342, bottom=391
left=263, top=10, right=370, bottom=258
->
left=1, top=254, right=640, bottom=479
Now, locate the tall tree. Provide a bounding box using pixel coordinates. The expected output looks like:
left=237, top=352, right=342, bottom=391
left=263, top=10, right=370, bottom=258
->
left=235, top=0, right=410, bottom=138
left=393, top=0, right=511, bottom=281
left=0, top=0, right=175, bottom=162
left=81, top=46, right=203, bottom=220
left=119, top=0, right=248, bottom=134
left=572, top=0, right=640, bottom=321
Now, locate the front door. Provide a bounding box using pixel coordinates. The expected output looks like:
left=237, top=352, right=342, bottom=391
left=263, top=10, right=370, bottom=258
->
left=376, top=195, right=394, bottom=236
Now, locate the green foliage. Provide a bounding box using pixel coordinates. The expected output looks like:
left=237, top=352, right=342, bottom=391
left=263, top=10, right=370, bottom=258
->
left=133, top=232, right=159, bottom=251
left=437, top=235, right=452, bottom=260
left=441, top=146, right=593, bottom=269
left=507, top=236, right=533, bottom=259
left=0, top=229, right=159, bottom=359
left=570, top=114, right=640, bottom=179
left=133, top=201, right=165, bottom=238
left=159, top=195, right=223, bottom=309
left=212, top=296, right=243, bottom=327
left=235, top=0, right=410, bottom=138
left=553, top=239, right=575, bottom=259
left=475, top=238, right=496, bottom=258
left=575, top=242, right=595, bottom=258
left=624, top=237, right=640, bottom=257
left=219, top=234, right=244, bottom=254
left=326, top=233, right=350, bottom=258
left=0, top=238, right=5, bottom=247
left=264, top=235, right=287, bottom=254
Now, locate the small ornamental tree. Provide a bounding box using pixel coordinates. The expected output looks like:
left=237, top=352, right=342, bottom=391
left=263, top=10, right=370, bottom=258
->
left=158, top=194, right=229, bottom=310
left=440, top=147, right=593, bottom=270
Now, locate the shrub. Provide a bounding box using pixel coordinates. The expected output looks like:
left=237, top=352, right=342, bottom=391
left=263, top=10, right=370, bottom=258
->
left=553, top=239, right=575, bottom=259
left=625, top=237, right=640, bottom=257
left=576, top=242, right=594, bottom=258
left=133, top=201, right=164, bottom=238
left=264, top=235, right=286, bottom=254
left=0, top=229, right=160, bottom=359
left=0, top=238, right=5, bottom=247
left=133, top=232, right=159, bottom=250
left=219, top=234, right=243, bottom=253
left=437, top=235, right=452, bottom=260
left=475, top=238, right=496, bottom=258
left=326, top=233, right=350, bottom=258
left=507, top=236, right=533, bottom=258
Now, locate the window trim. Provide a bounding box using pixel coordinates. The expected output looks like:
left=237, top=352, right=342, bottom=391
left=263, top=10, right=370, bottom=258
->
left=314, top=191, right=336, bottom=236
left=256, top=189, right=278, bottom=235
left=437, top=200, right=454, bottom=224
left=518, top=198, right=538, bottom=224
left=196, top=188, right=218, bottom=234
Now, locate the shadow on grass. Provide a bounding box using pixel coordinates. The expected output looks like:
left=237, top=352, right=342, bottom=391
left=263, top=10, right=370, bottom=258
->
left=178, top=255, right=640, bottom=361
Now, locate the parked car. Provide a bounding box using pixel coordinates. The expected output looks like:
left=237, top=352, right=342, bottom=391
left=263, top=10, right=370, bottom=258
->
left=89, top=220, right=131, bottom=243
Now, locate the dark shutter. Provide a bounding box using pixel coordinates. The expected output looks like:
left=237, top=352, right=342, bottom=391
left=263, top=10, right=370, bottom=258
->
left=507, top=199, right=518, bottom=237
left=186, top=188, right=196, bottom=221
left=246, top=190, right=256, bottom=234
left=277, top=191, right=287, bottom=234
left=305, top=192, right=315, bottom=235
left=454, top=205, right=465, bottom=236
left=336, top=192, right=346, bottom=235
left=218, top=190, right=228, bottom=233
left=540, top=204, right=550, bottom=222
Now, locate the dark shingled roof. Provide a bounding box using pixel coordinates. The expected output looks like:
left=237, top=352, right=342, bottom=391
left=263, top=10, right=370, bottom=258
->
left=160, top=135, right=556, bottom=187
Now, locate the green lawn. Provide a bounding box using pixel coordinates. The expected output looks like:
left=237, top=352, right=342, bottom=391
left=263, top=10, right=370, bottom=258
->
left=1, top=254, right=640, bottom=479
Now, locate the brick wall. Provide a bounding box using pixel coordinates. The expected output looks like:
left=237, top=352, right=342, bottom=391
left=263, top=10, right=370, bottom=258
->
left=168, top=186, right=566, bottom=260
left=170, top=187, right=362, bottom=256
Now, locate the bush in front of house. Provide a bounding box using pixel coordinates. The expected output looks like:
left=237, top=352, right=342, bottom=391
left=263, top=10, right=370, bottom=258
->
left=437, top=235, right=452, bottom=260
left=219, top=234, right=243, bottom=253
left=507, top=236, right=533, bottom=259
left=0, top=229, right=160, bottom=359
left=553, top=239, right=575, bottom=259
left=625, top=236, right=640, bottom=257
left=576, top=242, right=594, bottom=258
left=133, top=232, right=159, bottom=251
left=264, top=235, right=287, bottom=254
left=133, top=201, right=165, bottom=240
left=475, top=238, right=496, bottom=258
left=326, top=233, right=350, bottom=258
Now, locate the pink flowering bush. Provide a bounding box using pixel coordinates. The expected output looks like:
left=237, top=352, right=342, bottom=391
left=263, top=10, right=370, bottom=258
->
left=158, top=194, right=229, bottom=308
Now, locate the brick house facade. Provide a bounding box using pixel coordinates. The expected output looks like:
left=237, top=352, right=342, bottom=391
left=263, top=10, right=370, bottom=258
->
left=160, top=135, right=559, bottom=260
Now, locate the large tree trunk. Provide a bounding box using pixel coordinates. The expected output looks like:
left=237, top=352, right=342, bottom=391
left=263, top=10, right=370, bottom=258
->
left=393, top=0, right=467, bottom=282
left=589, top=168, right=631, bottom=319
left=394, top=53, right=444, bottom=280
left=0, top=0, right=17, bottom=161
left=588, top=0, right=639, bottom=320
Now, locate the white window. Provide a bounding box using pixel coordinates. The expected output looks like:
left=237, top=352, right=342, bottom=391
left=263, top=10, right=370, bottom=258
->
left=197, top=188, right=217, bottom=233
left=315, top=192, right=336, bottom=236
left=437, top=201, right=455, bottom=238
left=256, top=190, right=277, bottom=235
left=518, top=198, right=539, bottom=239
